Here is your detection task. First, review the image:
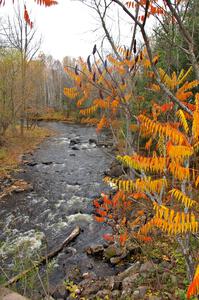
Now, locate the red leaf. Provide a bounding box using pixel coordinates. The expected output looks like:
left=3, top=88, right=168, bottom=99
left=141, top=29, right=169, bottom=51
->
left=93, top=199, right=100, bottom=208
left=24, top=5, right=33, bottom=28
left=161, top=102, right=174, bottom=112
left=102, top=234, right=114, bottom=242
left=103, top=195, right=112, bottom=206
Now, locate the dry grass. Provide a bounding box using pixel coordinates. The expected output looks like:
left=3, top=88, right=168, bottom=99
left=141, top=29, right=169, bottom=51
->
left=36, top=110, right=77, bottom=123
left=0, top=126, right=54, bottom=178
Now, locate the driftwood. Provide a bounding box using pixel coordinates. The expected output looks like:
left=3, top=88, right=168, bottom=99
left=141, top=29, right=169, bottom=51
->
left=0, top=180, right=33, bottom=200
left=3, top=226, right=80, bottom=287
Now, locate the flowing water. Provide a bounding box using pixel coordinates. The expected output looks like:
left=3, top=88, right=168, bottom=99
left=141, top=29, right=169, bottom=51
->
left=0, top=122, right=116, bottom=290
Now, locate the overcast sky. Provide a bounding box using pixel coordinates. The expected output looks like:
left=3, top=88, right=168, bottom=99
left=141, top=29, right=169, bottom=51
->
left=0, top=0, right=101, bottom=61
left=0, top=1, right=152, bottom=63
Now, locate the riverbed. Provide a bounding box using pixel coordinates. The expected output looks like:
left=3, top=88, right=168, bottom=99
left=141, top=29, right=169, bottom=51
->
left=0, top=122, right=115, bottom=293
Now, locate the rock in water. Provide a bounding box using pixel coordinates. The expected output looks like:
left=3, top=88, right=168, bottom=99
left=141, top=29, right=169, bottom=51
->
left=69, top=138, right=80, bottom=146
left=86, top=244, right=104, bottom=257
left=71, top=146, right=79, bottom=150
left=104, top=159, right=127, bottom=177
left=88, top=138, right=97, bottom=144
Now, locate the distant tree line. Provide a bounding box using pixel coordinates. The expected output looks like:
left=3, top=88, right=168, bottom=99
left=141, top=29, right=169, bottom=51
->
left=0, top=4, right=77, bottom=138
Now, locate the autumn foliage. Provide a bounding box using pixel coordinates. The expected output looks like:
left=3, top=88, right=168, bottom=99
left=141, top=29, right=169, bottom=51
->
left=63, top=1, right=199, bottom=296
left=94, top=191, right=152, bottom=246
left=64, top=42, right=199, bottom=300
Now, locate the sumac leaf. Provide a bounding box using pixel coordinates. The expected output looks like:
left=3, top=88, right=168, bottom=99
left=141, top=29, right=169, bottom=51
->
left=102, top=234, right=114, bottom=242
left=24, top=5, right=33, bottom=28
left=99, top=90, right=104, bottom=99
left=87, top=55, right=92, bottom=73
left=154, top=57, right=159, bottom=65
left=95, top=216, right=105, bottom=223
left=119, top=232, right=128, bottom=246
left=92, top=44, right=97, bottom=55
left=96, top=209, right=107, bottom=217
left=104, top=59, right=107, bottom=69
left=97, top=66, right=102, bottom=75
left=133, top=39, right=137, bottom=54
left=92, top=72, right=96, bottom=82
left=126, top=49, right=129, bottom=60
left=75, top=65, right=79, bottom=75
left=93, top=199, right=100, bottom=208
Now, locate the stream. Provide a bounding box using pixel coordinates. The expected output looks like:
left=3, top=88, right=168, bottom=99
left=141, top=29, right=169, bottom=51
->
left=0, top=122, right=117, bottom=294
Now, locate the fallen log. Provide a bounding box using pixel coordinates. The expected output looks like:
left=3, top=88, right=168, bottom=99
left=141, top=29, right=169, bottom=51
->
left=3, top=226, right=80, bottom=287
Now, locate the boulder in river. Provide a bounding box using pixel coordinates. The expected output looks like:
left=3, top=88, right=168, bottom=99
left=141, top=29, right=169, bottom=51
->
left=88, top=138, right=97, bottom=144
left=104, top=159, right=127, bottom=178
left=69, top=138, right=80, bottom=146
left=79, top=279, right=107, bottom=297
left=117, top=261, right=141, bottom=280
left=104, top=244, right=122, bottom=259
left=110, top=256, right=122, bottom=265
left=71, top=146, right=79, bottom=150
left=25, top=161, right=37, bottom=166
left=69, top=153, right=76, bottom=156
left=42, top=161, right=53, bottom=165
left=86, top=244, right=104, bottom=257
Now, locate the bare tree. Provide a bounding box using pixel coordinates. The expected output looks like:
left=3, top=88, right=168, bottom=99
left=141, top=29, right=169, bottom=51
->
left=0, top=1, right=42, bottom=135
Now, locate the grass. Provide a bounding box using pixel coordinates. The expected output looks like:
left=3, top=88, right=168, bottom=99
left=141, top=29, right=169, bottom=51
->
left=35, top=109, right=77, bottom=123
left=0, top=125, right=54, bottom=178
left=34, top=108, right=99, bottom=126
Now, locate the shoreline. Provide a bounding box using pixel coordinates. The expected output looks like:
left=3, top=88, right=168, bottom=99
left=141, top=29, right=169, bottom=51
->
left=0, top=125, right=55, bottom=180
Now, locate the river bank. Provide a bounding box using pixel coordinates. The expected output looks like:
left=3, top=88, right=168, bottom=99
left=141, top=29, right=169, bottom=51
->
left=0, top=126, right=54, bottom=179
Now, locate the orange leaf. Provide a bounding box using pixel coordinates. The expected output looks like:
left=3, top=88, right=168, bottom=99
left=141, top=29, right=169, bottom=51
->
left=145, top=138, right=152, bottom=150
left=119, top=231, right=128, bottom=246
left=187, top=273, right=199, bottom=299
left=94, top=216, right=105, bottom=223
left=96, top=209, right=107, bottom=217
left=102, top=193, right=112, bottom=205
left=35, top=0, right=58, bottom=6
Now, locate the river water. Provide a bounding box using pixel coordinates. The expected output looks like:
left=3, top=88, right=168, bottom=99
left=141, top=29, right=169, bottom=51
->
left=0, top=122, right=115, bottom=291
